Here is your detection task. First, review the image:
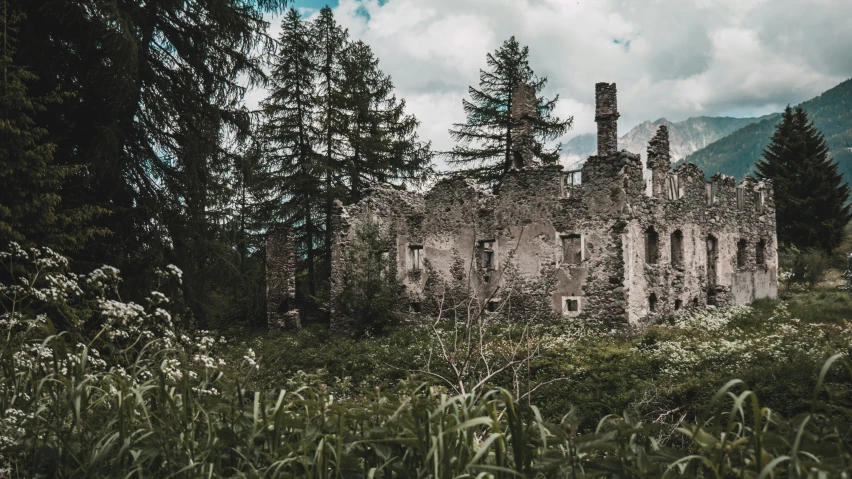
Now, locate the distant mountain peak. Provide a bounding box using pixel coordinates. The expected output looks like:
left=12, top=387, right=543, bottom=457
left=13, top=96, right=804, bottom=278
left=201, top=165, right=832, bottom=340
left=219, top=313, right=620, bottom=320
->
left=562, top=115, right=767, bottom=165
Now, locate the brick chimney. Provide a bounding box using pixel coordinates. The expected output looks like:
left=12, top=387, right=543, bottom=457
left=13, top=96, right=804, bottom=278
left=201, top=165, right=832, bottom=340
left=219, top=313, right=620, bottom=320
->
left=595, top=82, right=620, bottom=156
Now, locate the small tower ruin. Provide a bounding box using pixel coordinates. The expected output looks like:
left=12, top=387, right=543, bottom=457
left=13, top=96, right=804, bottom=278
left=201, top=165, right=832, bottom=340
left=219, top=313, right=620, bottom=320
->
left=510, top=83, right=536, bottom=168
left=595, top=82, right=620, bottom=156
left=266, top=225, right=300, bottom=330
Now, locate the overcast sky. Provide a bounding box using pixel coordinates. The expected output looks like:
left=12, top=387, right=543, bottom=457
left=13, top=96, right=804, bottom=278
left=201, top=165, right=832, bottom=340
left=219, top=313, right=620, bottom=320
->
left=247, top=0, right=852, bottom=166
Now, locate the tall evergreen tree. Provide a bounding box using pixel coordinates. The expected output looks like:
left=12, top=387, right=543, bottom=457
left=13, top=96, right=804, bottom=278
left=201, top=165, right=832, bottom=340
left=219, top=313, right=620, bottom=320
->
left=338, top=40, right=431, bottom=203
left=448, top=36, right=572, bottom=190
left=10, top=0, right=287, bottom=323
left=309, top=6, right=349, bottom=288
left=755, top=105, right=851, bottom=252
left=0, top=7, right=101, bottom=251
left=260, top=8, right=323, bottom=299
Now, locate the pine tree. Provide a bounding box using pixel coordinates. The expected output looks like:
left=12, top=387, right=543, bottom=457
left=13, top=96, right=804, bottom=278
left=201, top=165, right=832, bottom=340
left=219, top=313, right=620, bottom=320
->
left=11, top=0, right=287, bottom=323
left=338, top=40, right=432, bottom=203
left=260, top=8, right=323, bottom=299
left=448, top=36, right=572, bottom=190
left=309, top=6, right=348, bottom=287
left=755, top=105, right=851, bottom=252
left=0, top=6, right=100, bottom=251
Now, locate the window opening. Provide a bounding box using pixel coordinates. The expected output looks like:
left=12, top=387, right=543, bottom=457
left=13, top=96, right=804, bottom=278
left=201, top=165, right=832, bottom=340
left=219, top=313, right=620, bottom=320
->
left=562, top=296, right=581, bottom=315
left=409, top=245, right=423, bottom=271
left=486, top=300, right=500, bottom=313
left=670, top=230, right=684, bottom=267
left=644, top=169, right=654, bottom=197
left=562, top=234, right=583, bottom=265
left=675, top=299, right=683, bottom=311
left=706, top=183, right=716, bottom=205
left=649, top=293, right=657, bottom=313
left=756, top=239, right=766, bottom=266
left=736, top=187, right=745, bottom=210
left=645, top=226, right=659, bottom=264
left=706, top=235, right=718, bottom=287
left=737, top=240, right=747, bottom=268
left=562, top=169, right=581, bottom=197
left=667, top=175, right=682, bottom=200
left=479, top=240, right=495, bottom=270
left=410, top=301, right=422, bottom=313
left=755, top=190, right=765, bottom=213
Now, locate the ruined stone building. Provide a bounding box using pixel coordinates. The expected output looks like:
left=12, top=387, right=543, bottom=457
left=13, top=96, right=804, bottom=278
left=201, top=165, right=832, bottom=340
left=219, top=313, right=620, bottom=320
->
left=269, top=83, right=778, bottom=328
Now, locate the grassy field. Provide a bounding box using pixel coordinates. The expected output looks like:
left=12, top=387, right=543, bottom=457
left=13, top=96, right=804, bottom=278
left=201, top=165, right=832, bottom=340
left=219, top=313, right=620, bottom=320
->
left=216, top=276, right=852, bottom=432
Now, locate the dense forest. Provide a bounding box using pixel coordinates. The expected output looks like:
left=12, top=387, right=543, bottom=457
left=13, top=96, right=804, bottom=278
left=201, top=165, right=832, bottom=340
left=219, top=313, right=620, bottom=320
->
left=682, top=77, right=852, bottom=181
left=0, top=1, right=431, bottom=328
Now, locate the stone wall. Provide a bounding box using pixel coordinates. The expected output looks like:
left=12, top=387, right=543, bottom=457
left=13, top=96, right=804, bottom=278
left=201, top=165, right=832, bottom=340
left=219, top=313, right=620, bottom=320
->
left=266, top=225, right=300, bottom=330
left=322, top=82, right=779, bottom=330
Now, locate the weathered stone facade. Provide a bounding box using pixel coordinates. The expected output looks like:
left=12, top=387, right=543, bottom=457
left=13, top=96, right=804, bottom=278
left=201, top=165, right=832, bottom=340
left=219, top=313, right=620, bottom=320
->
left=320, top=83, right=779, bottom=327
left=266, top=225, right=300, bottom=330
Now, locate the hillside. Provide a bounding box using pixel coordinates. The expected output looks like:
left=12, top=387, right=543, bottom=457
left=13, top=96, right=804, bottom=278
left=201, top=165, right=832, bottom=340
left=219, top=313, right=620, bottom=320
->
left=562, top=115, right=770, bottom=165
left=682, top=77, right=852, bottom=180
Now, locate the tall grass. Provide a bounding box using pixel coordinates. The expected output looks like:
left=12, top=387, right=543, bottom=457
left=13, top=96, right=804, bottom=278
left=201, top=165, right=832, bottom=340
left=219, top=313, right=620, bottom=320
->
left=1, top=244, right=851, bottom=477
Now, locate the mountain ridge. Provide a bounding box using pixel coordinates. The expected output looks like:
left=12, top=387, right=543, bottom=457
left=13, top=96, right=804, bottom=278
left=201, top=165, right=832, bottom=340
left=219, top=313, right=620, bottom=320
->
left=680, top=78, right=852, bottom=181
left=562, top=114, right=775, bottom=166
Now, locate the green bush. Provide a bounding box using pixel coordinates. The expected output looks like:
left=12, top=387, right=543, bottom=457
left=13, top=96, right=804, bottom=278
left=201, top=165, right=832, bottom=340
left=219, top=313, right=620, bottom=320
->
left=333, top=218, right=406, bottom=337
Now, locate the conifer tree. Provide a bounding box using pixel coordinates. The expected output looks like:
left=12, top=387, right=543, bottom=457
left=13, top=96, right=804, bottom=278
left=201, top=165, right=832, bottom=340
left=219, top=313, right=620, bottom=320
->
left=260, top=8, right=323, bottom=298
left=755, top=105, right=851, bottom=252
left=309, top=5, right=348, bottom=288
left=0, top=7, right=100, bottom=251
left=10, top=0, right=287, bottom=322
left=338, top=40, right=432, bottom=203
left=448, top=36, right=572, bottom=190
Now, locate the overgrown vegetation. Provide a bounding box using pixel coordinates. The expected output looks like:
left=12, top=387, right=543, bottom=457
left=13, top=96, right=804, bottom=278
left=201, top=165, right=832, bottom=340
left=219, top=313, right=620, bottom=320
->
left=2, top=243, right=852, bottom=477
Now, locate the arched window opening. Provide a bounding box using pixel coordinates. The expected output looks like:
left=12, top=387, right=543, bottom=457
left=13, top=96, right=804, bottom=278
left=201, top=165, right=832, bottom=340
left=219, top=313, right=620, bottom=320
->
left=645, top=226, right=659, bottom=264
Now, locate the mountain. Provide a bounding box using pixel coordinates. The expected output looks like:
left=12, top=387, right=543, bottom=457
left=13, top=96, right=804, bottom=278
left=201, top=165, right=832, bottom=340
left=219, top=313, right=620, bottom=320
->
left=681, top=78, right=852, bottom=181
left=561, top=115, right=771, bottom=166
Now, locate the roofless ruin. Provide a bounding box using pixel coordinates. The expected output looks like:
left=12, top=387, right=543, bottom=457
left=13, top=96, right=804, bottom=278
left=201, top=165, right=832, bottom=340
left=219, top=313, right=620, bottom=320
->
left=268, top=83, right=779, bottom=329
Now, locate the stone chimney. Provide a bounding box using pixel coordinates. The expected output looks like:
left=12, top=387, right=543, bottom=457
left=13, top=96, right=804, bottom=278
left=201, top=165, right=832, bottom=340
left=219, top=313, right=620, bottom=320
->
left=510, top=83, right=536, bottom=168
left=595, top=82, right=620, bottom=156
left=646, top=125, right=670, bottom=196
left=266, top=225, right=300, bottom=330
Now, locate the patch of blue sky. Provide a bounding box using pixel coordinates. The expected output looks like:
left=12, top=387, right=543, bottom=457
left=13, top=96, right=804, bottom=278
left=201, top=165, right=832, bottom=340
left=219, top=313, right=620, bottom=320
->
left=612, top=38, right=631, bottom=52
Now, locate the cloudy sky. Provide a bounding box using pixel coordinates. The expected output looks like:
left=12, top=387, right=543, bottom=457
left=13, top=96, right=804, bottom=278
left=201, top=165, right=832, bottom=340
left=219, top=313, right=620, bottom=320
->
left=248, top=0, right=852, bottom=167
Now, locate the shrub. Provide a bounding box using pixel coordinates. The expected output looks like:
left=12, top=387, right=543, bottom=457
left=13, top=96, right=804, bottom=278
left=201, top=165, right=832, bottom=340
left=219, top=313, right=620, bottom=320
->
left=332, top=217, right=405, bottom=337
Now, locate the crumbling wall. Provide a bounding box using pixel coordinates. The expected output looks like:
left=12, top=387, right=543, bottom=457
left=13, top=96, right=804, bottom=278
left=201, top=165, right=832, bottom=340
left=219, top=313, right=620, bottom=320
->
left=323, top=84, right=779, bottom=329
left=266, top=225, right=300, bottom=330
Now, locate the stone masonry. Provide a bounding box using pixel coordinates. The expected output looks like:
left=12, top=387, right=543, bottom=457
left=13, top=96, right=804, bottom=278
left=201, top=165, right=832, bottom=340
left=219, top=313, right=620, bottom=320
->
left=314, top=83, right=779, bottom=327
left=266, top=225, right=300, bottom=330
left=511, top=83, right=537, bottom=168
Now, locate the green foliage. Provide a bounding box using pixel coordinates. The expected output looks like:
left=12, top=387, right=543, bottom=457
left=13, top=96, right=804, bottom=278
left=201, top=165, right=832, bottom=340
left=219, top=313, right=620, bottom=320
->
left=8, top=0, right=289, bottom=325
left=333, top=217, right=405, bottom=337
left=0, top=8, right=102, bottom=252
left=683, top=77, right=852, bottom=187
left=2, top=244, right=852, bottom=477
left=448, top=36, right=573, bottom=190
left=259, top=7, right=432, bottom=313
left=756, top=106, right=851, bottom=252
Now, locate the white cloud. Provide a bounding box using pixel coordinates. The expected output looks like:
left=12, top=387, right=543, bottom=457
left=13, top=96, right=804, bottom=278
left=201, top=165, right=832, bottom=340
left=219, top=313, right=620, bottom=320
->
left=259, top=0, right=852, bottom=171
